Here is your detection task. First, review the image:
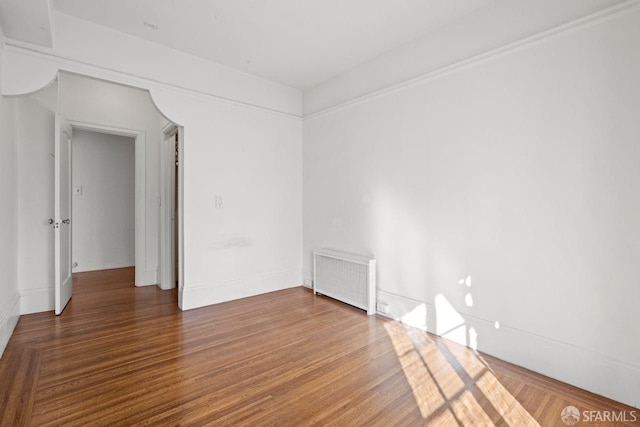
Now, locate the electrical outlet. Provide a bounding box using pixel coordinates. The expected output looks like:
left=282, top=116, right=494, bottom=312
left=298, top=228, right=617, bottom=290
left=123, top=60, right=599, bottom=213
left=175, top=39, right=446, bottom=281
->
left=376, top=301, right=390, bottom=314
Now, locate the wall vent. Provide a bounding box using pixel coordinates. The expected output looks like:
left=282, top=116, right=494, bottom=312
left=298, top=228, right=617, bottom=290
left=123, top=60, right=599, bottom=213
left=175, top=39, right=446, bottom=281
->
left=313, top=249, right=376, bottom=315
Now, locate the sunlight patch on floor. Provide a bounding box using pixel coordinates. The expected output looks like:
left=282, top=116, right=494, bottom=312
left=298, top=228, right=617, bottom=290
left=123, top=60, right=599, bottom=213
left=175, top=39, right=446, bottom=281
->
left=450, top=389, right=494, bottom=425
left=476, top=370, right=540, bottom=426
left=442, top=340, right=488, bottom=380
left=385, top=320, right=540, bottom=426
left=385, top=321, right=445, bottom=418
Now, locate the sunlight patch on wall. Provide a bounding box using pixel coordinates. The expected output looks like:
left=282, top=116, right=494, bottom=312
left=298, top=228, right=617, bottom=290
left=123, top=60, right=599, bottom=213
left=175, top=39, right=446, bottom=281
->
left=401, top=303, right=428, bottom=331
left=459, top=275, right=472, bottom=287
left=464, top=293, right=474, bottom=307
left=468, top=327, right=478, bottom=350
left=435, top=293, right=466, bottom=345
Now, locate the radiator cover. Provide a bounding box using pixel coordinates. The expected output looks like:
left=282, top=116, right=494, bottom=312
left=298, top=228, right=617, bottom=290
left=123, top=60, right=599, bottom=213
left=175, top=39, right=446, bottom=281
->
left=313, top=249, right=376, bottom=315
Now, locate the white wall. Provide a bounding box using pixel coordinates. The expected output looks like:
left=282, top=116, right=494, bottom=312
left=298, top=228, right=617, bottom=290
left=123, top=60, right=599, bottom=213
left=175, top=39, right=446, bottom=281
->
left=60, top=73, right=164, bottom=286
left=72, top=130, right=135, bottom=272
left=303, top=7, right=640, bottom=408
left=152, top=87, right=303, bottom=309
left=0, top=26, right=21, bottom=357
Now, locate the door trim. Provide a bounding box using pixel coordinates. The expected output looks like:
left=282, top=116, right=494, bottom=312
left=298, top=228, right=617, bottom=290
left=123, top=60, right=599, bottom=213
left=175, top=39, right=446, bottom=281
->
left=67, top=120, right=146, bottom=287
left=160, top=123, right=184, bottom=309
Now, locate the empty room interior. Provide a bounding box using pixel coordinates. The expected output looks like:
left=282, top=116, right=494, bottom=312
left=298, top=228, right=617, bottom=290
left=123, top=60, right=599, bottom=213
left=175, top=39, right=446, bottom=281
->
left=0, top=0, right=639, bottom=425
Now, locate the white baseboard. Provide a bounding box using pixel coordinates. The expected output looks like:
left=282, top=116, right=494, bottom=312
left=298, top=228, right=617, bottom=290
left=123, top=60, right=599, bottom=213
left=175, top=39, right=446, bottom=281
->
left=377, top=289, right=640, bottom=409
left=0, top=291, right=20, bottom=358
left=142, top=268, right=157, bottom=286
left=182, top=269, right=302, bottom=311
left=302, top=268, right=313, bottom=289
left=20, top=287, right=54, bottom=314
left=73, top=262, right=135, bottom=273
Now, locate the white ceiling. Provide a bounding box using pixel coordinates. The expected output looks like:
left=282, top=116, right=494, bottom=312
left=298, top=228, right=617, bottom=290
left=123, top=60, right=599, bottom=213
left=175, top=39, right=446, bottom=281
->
left=0, top=0, right=628, bottom=91
left=0, top=0, right=52, bottom=47
left=51, top=0, right=498, bottom=89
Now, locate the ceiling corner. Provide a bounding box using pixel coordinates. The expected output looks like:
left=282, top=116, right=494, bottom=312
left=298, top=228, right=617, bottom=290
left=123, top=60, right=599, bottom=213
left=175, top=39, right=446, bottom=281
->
left=0, top=0, right=53, bottom=48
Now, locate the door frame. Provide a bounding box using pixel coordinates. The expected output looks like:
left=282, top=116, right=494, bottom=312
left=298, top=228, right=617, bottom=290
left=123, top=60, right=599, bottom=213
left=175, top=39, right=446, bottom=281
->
left=160, top=123, right=184, bottom=309
left=67, top=120, right=146, bottom=287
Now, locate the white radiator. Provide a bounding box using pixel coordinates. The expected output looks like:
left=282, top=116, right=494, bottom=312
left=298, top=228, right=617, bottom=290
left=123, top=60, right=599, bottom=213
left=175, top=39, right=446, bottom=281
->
left=313, top=249, right=376, bottom=315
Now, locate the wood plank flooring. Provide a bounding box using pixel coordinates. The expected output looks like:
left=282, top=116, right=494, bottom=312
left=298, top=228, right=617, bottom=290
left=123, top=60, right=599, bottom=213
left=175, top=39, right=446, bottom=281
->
left=0, top=267, right=637, bottom=426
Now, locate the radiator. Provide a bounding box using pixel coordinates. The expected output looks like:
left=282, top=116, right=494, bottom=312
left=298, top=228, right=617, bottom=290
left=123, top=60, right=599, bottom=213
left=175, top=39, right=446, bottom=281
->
left=313, top=249, right=376, bottom=315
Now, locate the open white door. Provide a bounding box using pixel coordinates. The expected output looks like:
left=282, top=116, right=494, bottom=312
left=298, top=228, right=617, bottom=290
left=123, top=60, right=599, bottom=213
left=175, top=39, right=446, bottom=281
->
left=55, top=114, right=73, bottom=315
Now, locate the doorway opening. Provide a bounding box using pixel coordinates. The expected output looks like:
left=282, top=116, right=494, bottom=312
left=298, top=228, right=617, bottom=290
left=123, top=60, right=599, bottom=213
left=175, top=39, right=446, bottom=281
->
left=56, top=72, right=185, bottom=315
left=68, top=122, right=146, bottom=289
left=70, top=128, right=136, bottom=277
left=15, top=72, right=184, bottom=316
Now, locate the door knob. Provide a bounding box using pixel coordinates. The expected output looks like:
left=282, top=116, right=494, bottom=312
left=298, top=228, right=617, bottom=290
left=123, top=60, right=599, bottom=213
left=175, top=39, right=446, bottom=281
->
left=48, top=218, right=54, bottom=225
left=62, top=219, right=70, bottom=224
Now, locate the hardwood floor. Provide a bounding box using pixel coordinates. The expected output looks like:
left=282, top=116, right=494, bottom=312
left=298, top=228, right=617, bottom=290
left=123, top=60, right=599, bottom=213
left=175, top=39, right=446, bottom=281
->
left=0, top=268, right=637, bottom=426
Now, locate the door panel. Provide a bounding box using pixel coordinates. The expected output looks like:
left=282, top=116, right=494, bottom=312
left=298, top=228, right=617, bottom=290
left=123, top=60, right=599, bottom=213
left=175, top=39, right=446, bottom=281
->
left=55, top=115, right=73, bottom=315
